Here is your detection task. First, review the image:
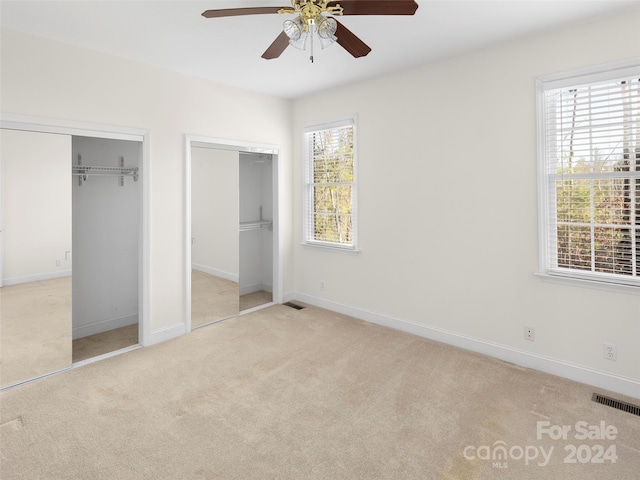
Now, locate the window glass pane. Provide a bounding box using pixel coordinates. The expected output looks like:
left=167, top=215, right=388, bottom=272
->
left=552, top=80, right=639, bottom=174
left=557, top=225, right=592, bottom=271
left=313, top=212, right=353, bottom=244
left=556, top=179, right=591, bottom=223
left=312, top=185, right=353, bottom=244
left=593, top=227, right=633, bottom=275
left=311, top=127, right=354, bottom=184
left=593, top=178, right=633, bottom=225
left=542, top=70, right=639, bottom=285
left=313, top=185, right=353, bottom=214
left=306, top=120, right=355, bottom=248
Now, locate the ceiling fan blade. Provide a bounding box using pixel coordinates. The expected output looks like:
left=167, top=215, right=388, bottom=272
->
left=262, top=31, right=290, bottom=60
left=335, top=20, right=371, bottom=58
left=202, top=7, right=288, bottom=18
left=329, top=0, right=419, bottom=15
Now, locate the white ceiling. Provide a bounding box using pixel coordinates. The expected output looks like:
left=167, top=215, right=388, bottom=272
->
left=1, top=0, right=638, bottom=99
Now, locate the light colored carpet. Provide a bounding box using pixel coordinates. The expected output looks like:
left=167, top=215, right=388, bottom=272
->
left=1, top=305, right=638, bottom=479
left=72, top=324, right=139, bottom=363
left=0, top=277, right=72, bottom=388
left=240, top=289, right=272, bottom=311
left=191, top=270, right=239, bottom=327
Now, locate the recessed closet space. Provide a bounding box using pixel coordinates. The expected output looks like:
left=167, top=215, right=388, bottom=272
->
left=239, top=152, right=273, bottom=310
left=1, top=128, right=144, bottom=389
left=188, top=139, right=279, bottom=331
left=71, top=136, right=141, bottom=362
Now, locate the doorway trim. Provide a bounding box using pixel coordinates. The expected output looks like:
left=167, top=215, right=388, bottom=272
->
left=1, top=113, right=151, bottom=347
left=185, top=134, right=283, bottom=333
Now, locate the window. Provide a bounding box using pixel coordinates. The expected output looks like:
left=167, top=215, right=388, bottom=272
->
left=537, top=62, right=640, bottom=289
left=303, top=117, right=357, bottom=250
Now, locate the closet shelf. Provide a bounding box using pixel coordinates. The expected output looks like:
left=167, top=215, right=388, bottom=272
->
left=73, top=155, right=139, bottom=186
left=240, top=220, right=272, bottom=232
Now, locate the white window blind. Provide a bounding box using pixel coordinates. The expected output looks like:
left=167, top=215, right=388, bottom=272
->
left=539, top=65, right=640, bottom=287
left=303, top=118, right=357, bottom=249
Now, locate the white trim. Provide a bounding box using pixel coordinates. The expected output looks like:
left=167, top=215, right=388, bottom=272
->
left=1, top=113, right=145, bottom=141
left=184, top=134, right=283, bottom=333
left=535, top=60, right=640, bottom=291
left=302, top=115, right=358, bottom=251
left=150, top=322, right=186, bottom=345
left=139, top=131, right=151, bottom=347
left=292, top=292, right=640, bottom=399
left=301, top=241, right=360, bottom=255
left=302, top=114, right=356, bottom=133
left=239, top=282, right=272, bottom=296
left=0, top=114, right=151, bottom=349
left=2, top=270, right=72, bottom=286
left=537, top=58, right=640, bottom=91
left=535, top=272, right=639, bottom=295
left=192, top=263, right=239, bottom=283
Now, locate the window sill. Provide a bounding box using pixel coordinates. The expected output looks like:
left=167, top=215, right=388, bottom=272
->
left=301, top=242, right=361, bottom=255
left=535, top=272, right=640, bottom=295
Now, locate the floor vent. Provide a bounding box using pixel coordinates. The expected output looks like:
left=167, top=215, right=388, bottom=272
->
left=592, top=393, right=640, bottom=416
left=283, top=302, right=305, bottom=310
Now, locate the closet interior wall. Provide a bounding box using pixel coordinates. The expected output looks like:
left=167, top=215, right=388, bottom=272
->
left=72, top=136, right=141, bottom=340
left=239, top=153, right=273, bottom=297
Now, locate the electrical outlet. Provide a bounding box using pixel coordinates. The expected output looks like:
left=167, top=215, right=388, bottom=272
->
left=524, top=326, right=535, bottom=342
left=604, top=343, right=617, bottom=361
left=320, top=281, right=325, bottom=291
left=55, top=259, right=61, bottom=267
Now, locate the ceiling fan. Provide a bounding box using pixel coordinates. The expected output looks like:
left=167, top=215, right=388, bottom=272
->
left=202, top=0, right=419, bottom=62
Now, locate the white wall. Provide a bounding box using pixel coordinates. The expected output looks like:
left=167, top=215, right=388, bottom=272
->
left=2, top=11, right=639, bottom=396
left=0, top=27, right=293, bottom=340
left=72, top=136, right=140, bottom=339
left=1, top=129, right=72, bottom=284
left=191, top=147, right=239, bottom=280
left=291, top=11, right=640, bottom=396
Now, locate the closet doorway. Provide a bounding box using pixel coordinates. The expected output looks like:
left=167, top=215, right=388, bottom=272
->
left=71, top=136, right=142, bottom=363
left=0, top=117, right=149, bottom=389
left=186, top=135, right=282, bottom=332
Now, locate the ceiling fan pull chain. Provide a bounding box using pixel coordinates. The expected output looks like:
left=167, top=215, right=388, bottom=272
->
left=309, top=23, right=314, bottom=63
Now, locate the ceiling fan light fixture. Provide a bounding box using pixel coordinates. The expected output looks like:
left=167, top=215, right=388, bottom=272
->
left=283, top=16, right=309, bottom=50
left=316, top=16, right=337, bottom=49
left=283, top=16, right=306, bottom=43
left=288, top=31, right=308, bottom=50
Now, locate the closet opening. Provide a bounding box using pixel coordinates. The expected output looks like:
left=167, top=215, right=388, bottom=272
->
left=239, top=151, right=274, bottom=311
left=0, top=116, right=149, bottom=390
left=185, top=135, right=282, bottom=333
left=71, top=136, right=142, bottom=363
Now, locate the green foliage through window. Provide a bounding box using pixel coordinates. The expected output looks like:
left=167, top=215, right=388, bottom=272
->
left=306, top=123, right=355, bottom=247
left=544, top=74, right=639, bottom=284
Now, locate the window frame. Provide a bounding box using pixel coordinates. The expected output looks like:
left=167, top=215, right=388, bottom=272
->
left=302, top=115, right=359, bottom=252
left=535, top=59, right=640, bottom=294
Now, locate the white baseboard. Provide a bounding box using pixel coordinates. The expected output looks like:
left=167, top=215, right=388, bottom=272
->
left=3, top=270, right=72, bottom=286
left=150, top=322, right=186, bottom=346
left=291, top=292, right=640, bottom=400
left=192, top=264, right=238, bottom=283
left=73, top=314, right=138, bottom=340
left=240, top=282, right=273, bottom=296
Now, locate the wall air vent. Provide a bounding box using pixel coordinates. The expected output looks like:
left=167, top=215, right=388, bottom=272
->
left=592, top=393, right=640, bottom=417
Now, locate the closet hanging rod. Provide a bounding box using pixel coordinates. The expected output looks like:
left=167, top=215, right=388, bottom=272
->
left=74, top=155, right=139, bottom=186
left=241, top=151, right=273, bottom=159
